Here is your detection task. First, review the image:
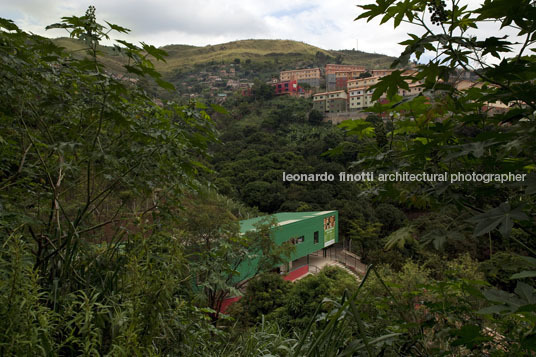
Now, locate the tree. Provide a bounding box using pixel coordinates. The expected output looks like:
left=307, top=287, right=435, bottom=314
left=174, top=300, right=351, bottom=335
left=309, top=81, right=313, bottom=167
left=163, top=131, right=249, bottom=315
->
left=180, top=191, right=293, bottom=322
left=308, top=109, right=325, bottom=125
left=0, top=8, right=220, bottom=354
left=346, top=0, right=536, bottom=353
left=237, top=273, right=290, bottom=324
left=251, top=80, right=274, bottom=101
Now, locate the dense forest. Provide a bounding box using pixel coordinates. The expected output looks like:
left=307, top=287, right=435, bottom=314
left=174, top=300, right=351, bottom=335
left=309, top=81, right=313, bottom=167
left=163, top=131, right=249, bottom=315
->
left=1, top=1, right=536, bottom=356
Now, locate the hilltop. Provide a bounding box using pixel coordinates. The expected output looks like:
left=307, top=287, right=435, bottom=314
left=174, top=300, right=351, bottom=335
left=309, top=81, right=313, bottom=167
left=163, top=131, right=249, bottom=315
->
left=53, top=37, right=396, bottom=75
left=157, top=39, right=395, bottom=72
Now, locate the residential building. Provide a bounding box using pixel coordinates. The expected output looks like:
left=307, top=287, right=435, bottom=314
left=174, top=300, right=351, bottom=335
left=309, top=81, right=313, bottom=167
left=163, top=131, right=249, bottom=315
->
left=313, top=90, right=348, bottom=113
left=347, top=76, right=381, bottom=91
left=274, top=79, right=303, bottom=96
left=280, top=68, right=321, bottom=88
left=334, top=70, right=367, bottom=90
left=371, top=69, right=396, bottom=77
left=325, top=64, right=366, bottom=91
left=346, top=72, right=424, bottom=110
left=397, top=82, right=424, bottom=97
left=226, top=79, right=240, bottom=89
left=348, top=87, right=376, bottom=110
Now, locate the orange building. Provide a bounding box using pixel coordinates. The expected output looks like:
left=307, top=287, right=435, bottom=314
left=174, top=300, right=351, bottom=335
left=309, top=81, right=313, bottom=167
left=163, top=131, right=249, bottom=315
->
left=280, top=68, right=321, bottom=88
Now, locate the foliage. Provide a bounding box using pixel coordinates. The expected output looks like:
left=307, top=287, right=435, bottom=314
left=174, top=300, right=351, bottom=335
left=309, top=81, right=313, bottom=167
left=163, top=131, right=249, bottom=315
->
left=308, top=109, right=325, bottom=125
left=269, top=266, right=358, bottom=332
left=347, top=218, right=382, bottom=258
left=236, top=273, right=291, bottom=324
left=0, top=9, right=228, bottom=355
left=479, top=251, right=536, bottom=291
left=343, top=0, right=536, bottom=353
left=179, top=190, right=293, bottom=321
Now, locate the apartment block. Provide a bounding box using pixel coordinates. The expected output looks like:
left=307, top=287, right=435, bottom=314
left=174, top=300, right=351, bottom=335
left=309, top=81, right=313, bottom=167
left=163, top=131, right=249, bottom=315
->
left=397, top=82, right=424, bottom=97
left=347, top=76, right=381, bottom=91
left=313, top=90, right=348, bottom=113
left=325, top=64, right=366, bottom=91
left=280, top=68, right=321, bottom=88
left=334, top=70, right=367, bottom=90
left=348, top=87, right=376, bottom=111
left=371, top=69, right=396, bottom=77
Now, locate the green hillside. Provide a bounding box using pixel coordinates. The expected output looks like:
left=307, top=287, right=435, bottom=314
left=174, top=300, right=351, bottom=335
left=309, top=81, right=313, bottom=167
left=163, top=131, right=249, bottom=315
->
left=53, top=37, right=396, bottom=75
left=159, top=39, right=396, bottom=72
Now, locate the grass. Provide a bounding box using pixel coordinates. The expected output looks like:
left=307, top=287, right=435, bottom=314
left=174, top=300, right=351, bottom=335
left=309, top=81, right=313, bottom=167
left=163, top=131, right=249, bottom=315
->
left=53, top=37, right=397, bottom=76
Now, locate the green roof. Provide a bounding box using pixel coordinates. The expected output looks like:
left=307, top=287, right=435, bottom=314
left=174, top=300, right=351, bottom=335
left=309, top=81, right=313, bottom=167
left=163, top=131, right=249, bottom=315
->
left=239, top=211, right=336, bottom=233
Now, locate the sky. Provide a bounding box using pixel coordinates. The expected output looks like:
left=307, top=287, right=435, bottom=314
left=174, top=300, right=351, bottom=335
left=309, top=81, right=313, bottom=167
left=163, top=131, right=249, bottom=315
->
left=0, top=0, right=530, bottom=61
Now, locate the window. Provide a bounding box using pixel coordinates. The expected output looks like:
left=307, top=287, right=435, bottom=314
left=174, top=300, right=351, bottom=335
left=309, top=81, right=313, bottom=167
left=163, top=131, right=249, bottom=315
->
left=290, top=236, right=305, bottom=244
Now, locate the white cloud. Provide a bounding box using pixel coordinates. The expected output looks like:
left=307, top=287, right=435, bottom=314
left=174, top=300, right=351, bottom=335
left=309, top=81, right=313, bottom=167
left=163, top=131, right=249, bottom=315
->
left=1, top=0, right=532, bottom=61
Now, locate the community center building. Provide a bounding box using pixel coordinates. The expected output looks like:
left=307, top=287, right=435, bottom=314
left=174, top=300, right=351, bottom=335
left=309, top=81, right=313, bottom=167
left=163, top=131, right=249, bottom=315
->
left=237, top=210, right=339, bottom=282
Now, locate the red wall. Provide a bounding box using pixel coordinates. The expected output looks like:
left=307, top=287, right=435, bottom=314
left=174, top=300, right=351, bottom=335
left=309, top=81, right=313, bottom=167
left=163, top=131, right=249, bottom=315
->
left=220, top=296, right=242, bottom=313
left=335, top=78, right=348, bottom=90
left=219, top=265, right=309, bottom=313
left=275, top=80, right=300, bottom=95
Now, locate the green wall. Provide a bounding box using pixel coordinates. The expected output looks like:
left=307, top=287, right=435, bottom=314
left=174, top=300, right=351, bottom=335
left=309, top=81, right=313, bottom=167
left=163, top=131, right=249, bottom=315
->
left=236, top=211, right=339, bottom=282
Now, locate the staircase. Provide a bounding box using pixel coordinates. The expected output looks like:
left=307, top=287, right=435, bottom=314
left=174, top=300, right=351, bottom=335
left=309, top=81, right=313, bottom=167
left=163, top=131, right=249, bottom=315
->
left=329, top=261, right=362, bottom=281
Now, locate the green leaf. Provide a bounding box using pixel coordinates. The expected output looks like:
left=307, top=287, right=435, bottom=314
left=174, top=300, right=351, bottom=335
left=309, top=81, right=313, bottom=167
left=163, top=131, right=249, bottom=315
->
left=477, top=305, right=510, bottom=314
left=467, top=202, right=528, bottom=237
left=369, top=70, right=409, bottom=101
left=210, top=104, right=229, bottom=115
left=155, top=78, right=175, bottom=91
left=451, top=325, right=492, bottom=348
left=141, top=42, right=168, bottom=62
left=515, top=282, right=536, bottom=305
left=384, top=226, right=416, bottom=250
left=510, top=271, right=536, bottom=279
left=105, top=21, right=130, bottom=34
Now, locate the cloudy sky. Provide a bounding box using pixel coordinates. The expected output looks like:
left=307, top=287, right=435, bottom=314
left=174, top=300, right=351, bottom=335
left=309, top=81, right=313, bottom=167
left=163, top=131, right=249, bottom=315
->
left=0, top=0, right=529, bottom=60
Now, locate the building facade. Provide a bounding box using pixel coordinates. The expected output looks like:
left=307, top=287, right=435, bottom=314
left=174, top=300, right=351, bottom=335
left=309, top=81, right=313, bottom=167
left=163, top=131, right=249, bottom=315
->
left=313, top=90, right=348, bottom=113
left=334, top=70, right=367, bottom=90
left=237, top=211, right=339, bottom=282
left=325, top=64, right=366, bottom=91
left=280, top=68, right=321, bottom=88
left=274, top=79, right=302, bottom=96
left=371, top=69, right=396, bottom=77
left=348, top=87, right=375, bottom=110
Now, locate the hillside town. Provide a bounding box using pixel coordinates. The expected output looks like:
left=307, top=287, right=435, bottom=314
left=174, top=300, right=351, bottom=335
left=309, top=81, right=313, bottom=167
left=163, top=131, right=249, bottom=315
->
left=176, top=61, right=510, bottom=118
left=271, top=64, right=511, bottom=117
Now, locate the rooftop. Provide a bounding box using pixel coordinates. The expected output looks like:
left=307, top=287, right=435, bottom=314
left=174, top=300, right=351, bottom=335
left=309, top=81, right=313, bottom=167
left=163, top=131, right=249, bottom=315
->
left=240, top=211, right=336, bottom=233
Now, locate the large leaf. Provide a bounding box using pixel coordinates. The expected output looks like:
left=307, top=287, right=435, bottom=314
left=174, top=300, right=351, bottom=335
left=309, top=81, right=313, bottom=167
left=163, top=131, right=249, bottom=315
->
left=450, top=325, right=492, bottom=348
left=467, top=202, right=528, bottom=237
left=384, top=226, right=416, bottom=250
left=511, top=271, right=536, bottom=279
left=368, top=70, right=409, bottom=101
